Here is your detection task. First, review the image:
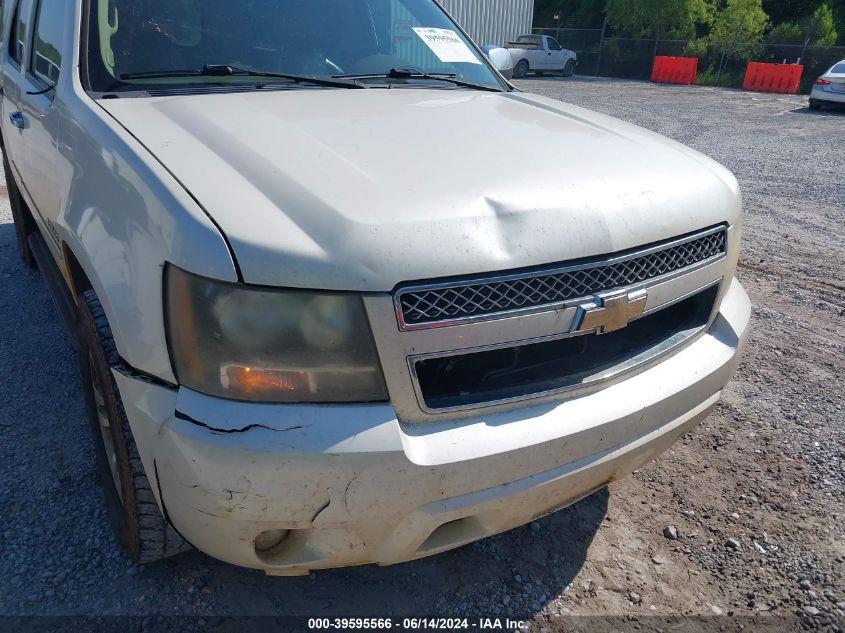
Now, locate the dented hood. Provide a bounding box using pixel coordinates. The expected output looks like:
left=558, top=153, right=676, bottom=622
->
left=100, top=88, right=741, bottom=291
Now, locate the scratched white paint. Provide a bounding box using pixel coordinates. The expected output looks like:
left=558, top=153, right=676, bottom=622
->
left=100, top=90, right=741, bottom=291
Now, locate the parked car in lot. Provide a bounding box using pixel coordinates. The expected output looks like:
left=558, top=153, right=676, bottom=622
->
left=505, top=34, right=577, bottom=78
left=810, top=60, right=845, bottom=110
left=1, top=0, right=749, bottom=574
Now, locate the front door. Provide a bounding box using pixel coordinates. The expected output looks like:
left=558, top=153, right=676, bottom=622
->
left=546, top=37, right=565, bottom=71
left=15, top=0, right=71, bottom=257
left=1, top=0, right=35, bottom=204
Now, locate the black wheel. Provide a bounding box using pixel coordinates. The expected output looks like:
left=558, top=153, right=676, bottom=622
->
left=78, top=290, right=190, bottom=563
left=513, top=60, right=529, bottom=79
left=2, top=152, right=37, bottom=269
left=809, top=100, right=821, bottom=111
left=563, top=59, right=576, bottom=78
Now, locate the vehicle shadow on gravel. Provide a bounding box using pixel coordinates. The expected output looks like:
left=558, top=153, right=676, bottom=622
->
left=515, top=75, right=586, bottom=83
left=0, top=217, right=607, bottom=619
left=791, top=106, right=845, bottom=115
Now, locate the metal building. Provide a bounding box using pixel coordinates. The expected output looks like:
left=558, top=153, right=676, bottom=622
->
left=440, top=0, right=535, bottom=48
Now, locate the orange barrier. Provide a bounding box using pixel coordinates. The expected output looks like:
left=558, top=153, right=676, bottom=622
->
left=651, top=56, right=698, bottom=85
left=743, top=62, right=803, bottom=94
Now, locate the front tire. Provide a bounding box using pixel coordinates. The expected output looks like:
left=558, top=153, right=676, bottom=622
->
left=513, top=60, right=529, bottom=79
left=78, top=290, right=190, bottom=563
left=563, top=59, right=576, bottom=77
left=2, top=152, right=37, bottom=269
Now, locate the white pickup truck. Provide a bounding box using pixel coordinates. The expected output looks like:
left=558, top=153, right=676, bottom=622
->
left=505, top=34, right=578, bottom=78
left=1, top=0, right=748, bottom=574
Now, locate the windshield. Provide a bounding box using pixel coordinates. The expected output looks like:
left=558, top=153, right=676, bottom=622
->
left=831, top=63, right=845, bottom=74
left=85, top=0, right=504, bottom=92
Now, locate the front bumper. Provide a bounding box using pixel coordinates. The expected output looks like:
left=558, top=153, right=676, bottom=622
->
left=115, top=279, right=750, bottom=574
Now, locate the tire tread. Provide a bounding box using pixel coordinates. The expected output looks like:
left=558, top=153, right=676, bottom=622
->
left=80, top=290, right=190, bottom=563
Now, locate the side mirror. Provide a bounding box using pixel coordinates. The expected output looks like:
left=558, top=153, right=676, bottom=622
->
left=484, top=46, right=513, bottom=79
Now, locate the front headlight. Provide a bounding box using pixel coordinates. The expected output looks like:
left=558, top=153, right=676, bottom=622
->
left=165, top=266, right=388, bottom=403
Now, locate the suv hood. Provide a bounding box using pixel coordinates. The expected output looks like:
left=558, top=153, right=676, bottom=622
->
left=101, top=89, right=740, bottom=290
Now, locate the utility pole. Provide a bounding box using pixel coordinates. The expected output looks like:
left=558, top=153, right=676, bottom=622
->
left=595, top=15, right=608, bottom=76
left=717, top=18, right=742, bottom=82
left=555, top=4, right=564, bottom=42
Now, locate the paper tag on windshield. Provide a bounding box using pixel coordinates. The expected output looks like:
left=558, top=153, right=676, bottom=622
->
left=413, top=28, right=481, bottom=64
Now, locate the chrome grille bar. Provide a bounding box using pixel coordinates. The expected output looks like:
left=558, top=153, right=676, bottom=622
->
left=395, top=226, right=727, bottom=330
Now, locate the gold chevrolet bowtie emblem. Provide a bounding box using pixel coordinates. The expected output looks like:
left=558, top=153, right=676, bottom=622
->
left=573, top=291, right=648, bottom=335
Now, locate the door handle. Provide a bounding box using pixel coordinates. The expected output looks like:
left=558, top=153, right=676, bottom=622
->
left=9, top=111, right=26, bottom=129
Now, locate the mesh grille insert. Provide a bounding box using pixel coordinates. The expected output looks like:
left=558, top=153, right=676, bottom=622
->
left=397, top=228, right=726, bottom=328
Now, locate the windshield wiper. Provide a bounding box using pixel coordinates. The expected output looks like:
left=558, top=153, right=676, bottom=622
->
left=334, top=67, right=506, bottom=92
left=119, top=65, right=366, bottom=89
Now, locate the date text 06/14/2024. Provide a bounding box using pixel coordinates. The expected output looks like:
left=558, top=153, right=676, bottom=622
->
left=307, top=618, right=529, bottom=631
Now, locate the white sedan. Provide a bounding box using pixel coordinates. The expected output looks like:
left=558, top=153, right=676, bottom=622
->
left=810, top=60, right=845, bottom=110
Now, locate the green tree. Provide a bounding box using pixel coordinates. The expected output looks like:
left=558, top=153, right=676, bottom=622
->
left=605, top=0, right=714, bottom=40
left=833, top=0, right=845, bottom=44
left=799, top=3, right=838, bottom=46
left=762, top=0, right=820, bottom=25
left=766, top=22, right=803, bottom=43
left=708, top=0, right=770, bottom=60
left=534, top=0, right=605, bottom=28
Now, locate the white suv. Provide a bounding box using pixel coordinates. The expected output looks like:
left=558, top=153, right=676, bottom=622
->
left=1, top=0, right=750, bottom=574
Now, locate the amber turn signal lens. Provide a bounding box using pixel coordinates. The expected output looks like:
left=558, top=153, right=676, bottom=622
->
left=222, top=365, right=311, bottom=398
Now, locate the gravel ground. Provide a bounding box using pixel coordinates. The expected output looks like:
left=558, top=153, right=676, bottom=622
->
left=1, top=78, right=843, bottom=631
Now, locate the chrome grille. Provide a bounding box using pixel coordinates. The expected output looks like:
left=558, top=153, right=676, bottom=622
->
left=396, top=227, right=727, bottom=329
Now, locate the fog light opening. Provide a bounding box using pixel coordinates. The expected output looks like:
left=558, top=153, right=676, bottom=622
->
left=417, top=516, right=487, bottom=555
left=255, top=529, right=290, bottom=553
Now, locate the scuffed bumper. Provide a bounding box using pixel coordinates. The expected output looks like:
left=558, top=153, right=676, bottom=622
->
left=115, top=280, right=751, bottom=574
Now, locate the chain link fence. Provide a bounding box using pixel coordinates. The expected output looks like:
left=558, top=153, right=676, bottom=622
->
left=533, top=26, right=845, bottom=93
